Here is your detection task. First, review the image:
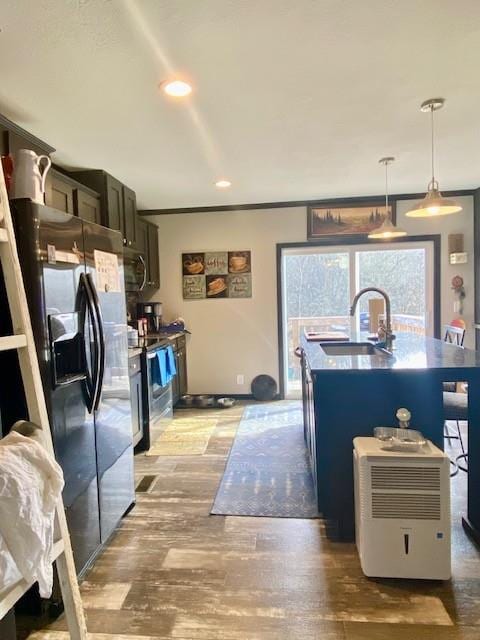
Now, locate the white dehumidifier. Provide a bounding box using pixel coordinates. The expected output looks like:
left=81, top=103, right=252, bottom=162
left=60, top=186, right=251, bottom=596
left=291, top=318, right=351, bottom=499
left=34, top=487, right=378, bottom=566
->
left=353, top=436, right=451, bottom=580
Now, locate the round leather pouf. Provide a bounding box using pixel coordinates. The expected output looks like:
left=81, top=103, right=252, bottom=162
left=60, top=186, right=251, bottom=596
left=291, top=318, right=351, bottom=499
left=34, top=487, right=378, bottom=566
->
left=251, top=374, right=277, bottom=401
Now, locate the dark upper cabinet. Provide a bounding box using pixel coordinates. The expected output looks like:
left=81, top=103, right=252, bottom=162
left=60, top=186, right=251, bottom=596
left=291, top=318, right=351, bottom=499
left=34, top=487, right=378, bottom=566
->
left=73, top=188, right=102, bottom=225
left=146, top=221, right=160, bottom=288
left=64, top=169, right=159, bottom=286
left=45, top=169, right=75, bottom=213
left=105, top=173, right=125, bottom=239
left=122, top=185, right=138, bottom=249
left=135, top=218, right=159, bottom=289
left=0, top=114, right=55, bottom=158
left=45, top=169, right=101, bottom=223
left=136, top=218, right=148, bottom=255
left=69, top=170, right=140, bottom=248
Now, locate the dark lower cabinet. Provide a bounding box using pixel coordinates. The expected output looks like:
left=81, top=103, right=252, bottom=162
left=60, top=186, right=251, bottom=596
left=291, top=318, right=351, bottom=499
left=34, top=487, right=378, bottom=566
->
left=173, top=335, right=188, bottom=405
left=171, top=358, right=180, bottom=405
left=177, top=348, right=187, bottom=397
left=129, top=355, right=144, bottom=447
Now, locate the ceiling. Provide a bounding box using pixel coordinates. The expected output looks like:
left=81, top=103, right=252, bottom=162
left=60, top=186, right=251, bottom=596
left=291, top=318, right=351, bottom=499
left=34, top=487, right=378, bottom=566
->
left=1, top=0, right=479, bottom=210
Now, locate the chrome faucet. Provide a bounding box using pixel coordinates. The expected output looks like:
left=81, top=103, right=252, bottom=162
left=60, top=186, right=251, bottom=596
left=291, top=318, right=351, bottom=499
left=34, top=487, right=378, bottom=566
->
left=350, top=287, right=394, bottom=351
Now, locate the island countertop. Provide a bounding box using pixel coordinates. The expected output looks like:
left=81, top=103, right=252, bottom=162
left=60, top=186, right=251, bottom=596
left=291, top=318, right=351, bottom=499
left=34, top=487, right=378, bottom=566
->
left=300, top=330, right=480, bottom=542
left=301, top=332, right=480, bottom=373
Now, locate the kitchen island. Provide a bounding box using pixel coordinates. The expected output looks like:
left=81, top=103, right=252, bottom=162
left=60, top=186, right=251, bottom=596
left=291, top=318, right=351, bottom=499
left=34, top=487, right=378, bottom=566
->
left=300, top=332, right=480, bottom=541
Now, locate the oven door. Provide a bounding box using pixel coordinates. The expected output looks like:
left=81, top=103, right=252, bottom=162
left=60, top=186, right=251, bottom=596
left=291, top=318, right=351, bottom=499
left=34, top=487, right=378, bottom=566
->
left=146, top=349, right=173, bottom=426
left=124, top=250, right=147, bottom=292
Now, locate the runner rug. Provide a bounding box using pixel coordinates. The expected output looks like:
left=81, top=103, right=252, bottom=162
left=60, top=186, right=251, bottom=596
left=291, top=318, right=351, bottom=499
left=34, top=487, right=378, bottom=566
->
left=211, top=402, right=319, bottom=518
left=147, top=417, right=218, bottom=456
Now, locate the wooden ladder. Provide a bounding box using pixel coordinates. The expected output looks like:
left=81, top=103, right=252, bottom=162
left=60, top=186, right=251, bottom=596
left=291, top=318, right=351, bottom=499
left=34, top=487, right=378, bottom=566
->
left=0, top=171, right=87, bottom=638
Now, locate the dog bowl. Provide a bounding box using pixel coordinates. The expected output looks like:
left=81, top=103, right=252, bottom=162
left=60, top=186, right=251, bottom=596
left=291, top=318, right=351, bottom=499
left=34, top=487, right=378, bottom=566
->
left=195, top=395, right=214, bottom=408
left=217, top=397, right=235, bottom=408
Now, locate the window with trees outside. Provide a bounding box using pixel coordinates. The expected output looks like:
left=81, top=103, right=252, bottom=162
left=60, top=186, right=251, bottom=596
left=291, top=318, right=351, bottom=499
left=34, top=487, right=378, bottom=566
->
left=280, top=240, right=435, bottom=398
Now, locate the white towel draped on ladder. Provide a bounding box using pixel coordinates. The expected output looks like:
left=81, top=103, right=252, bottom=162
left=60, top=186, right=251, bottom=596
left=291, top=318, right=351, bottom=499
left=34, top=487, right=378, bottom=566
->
left=0, top=431, right=64, bottom=597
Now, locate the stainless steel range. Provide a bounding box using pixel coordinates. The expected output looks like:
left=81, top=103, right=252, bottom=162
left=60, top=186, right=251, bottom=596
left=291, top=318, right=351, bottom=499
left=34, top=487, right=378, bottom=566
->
left=138, top=337, right=173, bottom=450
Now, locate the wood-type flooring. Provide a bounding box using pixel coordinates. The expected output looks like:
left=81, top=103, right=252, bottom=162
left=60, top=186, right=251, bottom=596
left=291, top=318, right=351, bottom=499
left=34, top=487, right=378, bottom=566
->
left=26, top=403, right=480, bottom=640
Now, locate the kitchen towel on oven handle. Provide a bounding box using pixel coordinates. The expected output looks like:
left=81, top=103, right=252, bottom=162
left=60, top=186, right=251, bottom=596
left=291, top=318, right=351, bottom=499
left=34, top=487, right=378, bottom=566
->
left=166, top=345, right=177, bottom=378
left=153, top=348, right=170, bottom=387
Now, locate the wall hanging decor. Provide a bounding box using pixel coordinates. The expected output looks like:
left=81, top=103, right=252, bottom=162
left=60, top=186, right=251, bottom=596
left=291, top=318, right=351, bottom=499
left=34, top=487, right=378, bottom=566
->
left=182, top=250, right=252, bottom=299
left=307, top=199, right=396, bottom=240
left=451, top=275, right=466, bottom=315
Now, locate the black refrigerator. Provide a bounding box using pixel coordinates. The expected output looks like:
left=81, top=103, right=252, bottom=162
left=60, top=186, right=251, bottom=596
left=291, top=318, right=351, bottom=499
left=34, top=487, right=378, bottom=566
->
left=0, top=200, right=135, bottom=576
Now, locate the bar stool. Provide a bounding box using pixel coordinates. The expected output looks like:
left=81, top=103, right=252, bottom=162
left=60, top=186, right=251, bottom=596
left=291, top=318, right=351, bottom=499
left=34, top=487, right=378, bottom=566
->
left=443, top=324, right=467, bottom=475
left=443, top=390, right=468, bottom=473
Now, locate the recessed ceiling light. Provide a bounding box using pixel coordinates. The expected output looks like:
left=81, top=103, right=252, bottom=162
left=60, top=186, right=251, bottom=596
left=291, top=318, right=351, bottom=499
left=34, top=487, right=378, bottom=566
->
left=215, top=180, right=231, bottom=188
left=161, top=79, right=192, bottom=97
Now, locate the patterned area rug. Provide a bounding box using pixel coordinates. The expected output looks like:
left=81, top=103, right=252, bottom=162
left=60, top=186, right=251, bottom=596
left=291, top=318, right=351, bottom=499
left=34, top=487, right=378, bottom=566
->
left=147, top=417, right=218, bottom=456
left=211, top=402, right=319, bottom=518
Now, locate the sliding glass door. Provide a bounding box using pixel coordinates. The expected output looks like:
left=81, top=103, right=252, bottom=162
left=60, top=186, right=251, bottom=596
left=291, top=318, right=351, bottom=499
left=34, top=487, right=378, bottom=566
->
left=280, top=240, right=435, bottom=398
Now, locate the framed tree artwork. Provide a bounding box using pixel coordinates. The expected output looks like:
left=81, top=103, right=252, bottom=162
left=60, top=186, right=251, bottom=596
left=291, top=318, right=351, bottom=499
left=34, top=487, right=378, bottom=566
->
left=307, top=199, right=396, bottom=240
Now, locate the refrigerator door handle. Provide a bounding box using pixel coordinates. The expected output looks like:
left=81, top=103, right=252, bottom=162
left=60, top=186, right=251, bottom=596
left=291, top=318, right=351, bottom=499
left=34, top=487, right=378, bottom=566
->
left=87, top=273, right=105, bottom=411
left=79, top=272, right=100, bottom=413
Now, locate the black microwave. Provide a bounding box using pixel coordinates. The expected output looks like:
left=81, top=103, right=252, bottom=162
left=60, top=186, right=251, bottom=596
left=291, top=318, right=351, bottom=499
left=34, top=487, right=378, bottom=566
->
left=124, top=250, right=147, bottom=292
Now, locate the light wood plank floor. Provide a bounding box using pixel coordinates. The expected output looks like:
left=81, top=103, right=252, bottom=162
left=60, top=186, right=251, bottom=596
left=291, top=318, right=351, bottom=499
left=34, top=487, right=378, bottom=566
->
left=26, top=403, right=480, bottom=639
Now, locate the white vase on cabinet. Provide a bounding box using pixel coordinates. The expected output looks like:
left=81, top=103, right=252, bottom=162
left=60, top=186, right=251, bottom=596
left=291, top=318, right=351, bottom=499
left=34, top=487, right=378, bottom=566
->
left=10, top=149, right=51, bottom=205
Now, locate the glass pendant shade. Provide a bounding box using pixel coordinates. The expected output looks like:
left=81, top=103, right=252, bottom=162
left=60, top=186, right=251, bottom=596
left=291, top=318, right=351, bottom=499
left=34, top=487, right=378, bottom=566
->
left=405, top=98, right=462, bottom=218
left=368, top=156, right=407, bottom=239
left=368, top=216, right=407, bottom=239
left=405, top=180, right=462, bottom=217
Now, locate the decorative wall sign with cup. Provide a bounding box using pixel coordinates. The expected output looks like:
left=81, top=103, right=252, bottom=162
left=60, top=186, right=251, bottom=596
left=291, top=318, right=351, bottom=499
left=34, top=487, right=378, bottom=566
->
left=182, top=251, right=252, bottom=299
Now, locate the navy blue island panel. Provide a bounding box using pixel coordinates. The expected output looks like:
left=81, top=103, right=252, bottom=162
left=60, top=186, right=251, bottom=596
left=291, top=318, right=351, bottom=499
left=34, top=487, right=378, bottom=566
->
left=300, top=333, right=480, bottom=542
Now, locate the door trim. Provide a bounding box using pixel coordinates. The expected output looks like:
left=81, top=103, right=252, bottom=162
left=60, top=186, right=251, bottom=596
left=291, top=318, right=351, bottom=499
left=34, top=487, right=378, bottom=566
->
left=276, top=234, right=441, bottom=399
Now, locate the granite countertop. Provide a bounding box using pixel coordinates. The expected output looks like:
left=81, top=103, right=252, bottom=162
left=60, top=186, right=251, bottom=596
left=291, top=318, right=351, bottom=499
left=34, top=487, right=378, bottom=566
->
left=152, top=332, right=185, bottom=341
left=127, top=331, right=187, bottom=356
left=301, top=332, right=480, bottom=373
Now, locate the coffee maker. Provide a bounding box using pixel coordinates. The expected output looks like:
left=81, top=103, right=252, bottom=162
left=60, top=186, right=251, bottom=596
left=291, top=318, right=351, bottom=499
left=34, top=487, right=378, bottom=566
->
left=137, top=301, right=162, bottom=334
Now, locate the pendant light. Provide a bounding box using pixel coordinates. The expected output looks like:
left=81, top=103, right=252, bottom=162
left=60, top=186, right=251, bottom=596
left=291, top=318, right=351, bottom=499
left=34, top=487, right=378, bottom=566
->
left=405, top=98, right=462, bottom=217
left=368, top=157, right=407, bottom=239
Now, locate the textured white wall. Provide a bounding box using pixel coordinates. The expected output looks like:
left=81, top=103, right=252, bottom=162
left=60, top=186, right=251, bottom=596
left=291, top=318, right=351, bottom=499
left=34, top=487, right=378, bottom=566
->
left=147, top=195, right=475, bottom=394
left=398, top=195, right=474, bottom=348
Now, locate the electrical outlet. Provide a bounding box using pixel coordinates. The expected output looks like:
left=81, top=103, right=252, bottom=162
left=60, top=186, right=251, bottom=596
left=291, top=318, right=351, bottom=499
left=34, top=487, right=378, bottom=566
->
left=236, top=374, right=244, bottom=385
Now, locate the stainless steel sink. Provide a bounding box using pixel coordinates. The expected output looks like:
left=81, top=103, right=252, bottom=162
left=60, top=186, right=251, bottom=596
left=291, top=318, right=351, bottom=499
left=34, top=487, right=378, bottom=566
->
left=320, top=342, right=391, bottom=356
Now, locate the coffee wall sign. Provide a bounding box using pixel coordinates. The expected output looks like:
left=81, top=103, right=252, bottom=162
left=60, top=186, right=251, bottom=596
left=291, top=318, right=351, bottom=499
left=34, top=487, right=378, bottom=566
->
left=182, top=251, right=252, bottom=299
